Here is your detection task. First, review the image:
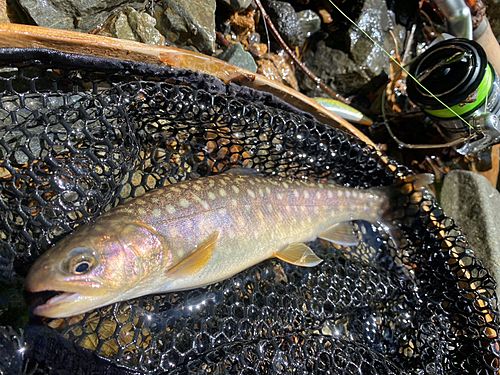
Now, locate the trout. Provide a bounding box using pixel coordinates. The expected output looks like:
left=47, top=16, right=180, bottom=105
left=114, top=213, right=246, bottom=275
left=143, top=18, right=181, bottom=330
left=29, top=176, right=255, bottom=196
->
left=26, top=171, right=428, bottom=318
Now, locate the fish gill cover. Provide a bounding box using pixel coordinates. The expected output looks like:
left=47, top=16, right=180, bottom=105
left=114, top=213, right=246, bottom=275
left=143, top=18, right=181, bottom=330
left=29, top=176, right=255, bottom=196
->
left=0, top=48, right=498, bottom=374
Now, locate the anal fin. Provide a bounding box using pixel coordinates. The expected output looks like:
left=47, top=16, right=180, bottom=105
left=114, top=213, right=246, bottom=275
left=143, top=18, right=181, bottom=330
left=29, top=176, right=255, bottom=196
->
left=274, top=243, right=323, bottom=267
left=165, top=231, right=219, bottom=278
left=319, top=222, right=358, bottom=246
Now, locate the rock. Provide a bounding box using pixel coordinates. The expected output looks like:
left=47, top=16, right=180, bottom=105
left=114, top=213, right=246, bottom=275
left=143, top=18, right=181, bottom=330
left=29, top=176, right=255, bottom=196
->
left=266, top=1, right=305, bottom=47
left=113, top=12, right=136, bottom=41
left=220, top=0, right=253, bottom=11
left=299, top=40, right=371, bottom=96
left=348, top=0, right=404, bottom=78
left=297, top=10, right=321, bottom=38
left=17, top=0, right=142, bottom=31
left=103, top=7, right=165, bottom=45
left=248, top=42, right=268, bottom=58
left=154, top=0, right=216, bottom=54
left=298, top=0, right=405, bottom=95
left=219, top=43, right=257, bottom=72
left=440, top=170, right=500, bottom=296
left=485, top=0, right=500, bottom=40
left=0, top=0, right=8, bottom=23
left=257, top=52, right=299, bottom=90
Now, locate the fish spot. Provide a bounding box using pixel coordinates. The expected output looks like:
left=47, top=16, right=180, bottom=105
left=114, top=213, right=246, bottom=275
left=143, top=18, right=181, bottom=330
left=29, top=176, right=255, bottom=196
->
left=166, top=205, right=176, bottom=214
left=258, top=189, right=264, bottom=197
left=199, top=200, right=210, bottom=210
left=193, top=184, right=202, bottom=191
left=208, top=192, right=216, bottom=200
left=247, top=189, right=256, bottom=198
left=232, top=186, right=240, bottom=193
left=265, top=187, right=271, bottom=194
left=304, top=191, right=310, bottom=199
left=232, top=199, right=238, bottom=206
left=277, top=193, right=283, bottom=200
left=179, top=199, right=190, bottom=208
left=345, top=191, right=351, bottom=198
left=293, top=190, right=300, bottom=198
left=282, top=182, right=289, bottom=189
left=153, top=208, right=161, bottom=217
left=219, top=188, right=227, bottom=197
left=170, top=187, right=181, bottom=193
left=338, top=190, right=344, bottom=197
left=316, top=191, right=322, bottom=199
left=327, top=191, right=333, bottom=198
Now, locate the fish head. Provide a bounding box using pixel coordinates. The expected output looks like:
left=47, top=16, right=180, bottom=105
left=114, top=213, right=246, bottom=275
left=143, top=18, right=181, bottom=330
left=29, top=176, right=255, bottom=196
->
left=26, top=220, right=167, bottom=318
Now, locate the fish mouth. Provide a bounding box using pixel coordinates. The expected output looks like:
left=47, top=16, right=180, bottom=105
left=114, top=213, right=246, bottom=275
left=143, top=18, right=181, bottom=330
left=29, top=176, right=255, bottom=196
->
left=27, top=288, right=110, bottom=318
left=33, top=291, right=81, bottom=315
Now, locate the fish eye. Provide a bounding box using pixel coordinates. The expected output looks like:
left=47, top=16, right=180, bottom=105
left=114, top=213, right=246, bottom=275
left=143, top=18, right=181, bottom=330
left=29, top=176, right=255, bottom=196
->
left=67, top=247, right=96, bottom=275
left=73, top=261, right=91, bottom=274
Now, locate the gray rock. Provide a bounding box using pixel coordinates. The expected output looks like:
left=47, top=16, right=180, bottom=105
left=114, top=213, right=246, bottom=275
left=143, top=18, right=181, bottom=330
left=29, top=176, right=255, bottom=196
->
left=220, top=0, right=252, bottom=11
left=106, top=7, right=165, bottom=45
left=219, top=43, right=257, bottom=72
left=154, top=0, right=216, bottom=54
left=299, top=40, right=371, bottom=96
left=297, top=10, right=321, bottom=38
left=266, top=1, right=305, bottom=47
left=17, top=0, right=141, bottom=31
left=440, top=170, right=500, bottom=296
left=348, top=0, right=405, bottom=78
left=298, top=0, right=405, bottom=95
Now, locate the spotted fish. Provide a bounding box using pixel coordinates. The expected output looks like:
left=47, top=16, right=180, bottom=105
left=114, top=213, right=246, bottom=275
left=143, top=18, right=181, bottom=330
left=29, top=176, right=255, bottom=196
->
left=25, top=170, right=430, bottom=318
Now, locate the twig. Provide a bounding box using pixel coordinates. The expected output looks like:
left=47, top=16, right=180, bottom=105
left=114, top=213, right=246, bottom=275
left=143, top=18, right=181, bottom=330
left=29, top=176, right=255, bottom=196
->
left=216, top=31, right=231, bottom=48
left=402, top=24, right=417, bottom=66
left=253, top=0, right=349, bottom=104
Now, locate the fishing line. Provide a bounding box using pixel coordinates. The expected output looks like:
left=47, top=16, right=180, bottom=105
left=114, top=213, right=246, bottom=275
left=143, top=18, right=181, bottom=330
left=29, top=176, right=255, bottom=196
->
left=326, top=0, right=475, bottom=130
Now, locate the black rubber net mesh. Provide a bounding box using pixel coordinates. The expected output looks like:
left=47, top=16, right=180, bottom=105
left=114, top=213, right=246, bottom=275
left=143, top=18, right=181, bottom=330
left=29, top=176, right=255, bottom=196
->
left=0, top=48, right=499, bottom=374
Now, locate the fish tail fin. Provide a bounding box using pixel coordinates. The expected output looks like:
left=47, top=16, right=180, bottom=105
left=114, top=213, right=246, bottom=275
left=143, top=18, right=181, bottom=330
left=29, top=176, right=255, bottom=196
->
left=376, top=173, right=434, bottom=246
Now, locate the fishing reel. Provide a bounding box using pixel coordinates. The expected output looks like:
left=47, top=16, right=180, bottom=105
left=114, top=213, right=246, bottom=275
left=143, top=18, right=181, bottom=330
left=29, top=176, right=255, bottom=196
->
left=407, top=38, right=500, bottom=155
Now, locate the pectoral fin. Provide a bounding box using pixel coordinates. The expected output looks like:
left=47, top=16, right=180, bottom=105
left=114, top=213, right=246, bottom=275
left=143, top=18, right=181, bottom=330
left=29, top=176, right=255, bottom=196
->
left=274, top=243, right=323, bottom=267
left=165, top=231, right=219, bottom=278
left=319, top=222, right=358, bottom=246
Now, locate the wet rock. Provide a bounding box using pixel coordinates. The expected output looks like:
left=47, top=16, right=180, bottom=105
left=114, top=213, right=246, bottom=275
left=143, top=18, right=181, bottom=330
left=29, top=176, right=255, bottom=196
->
left=299, top=41, right=371, bottom=96
left=348, top=0, right=404, bottom=78
left=102, top=7, right=165, bottom=45
left=257, top=52, right=299, bottom=90
left=297, top=10, right=321, bottom=38
left=266, top=1, right=305, bottom=47
left=17, top=0, right=141, bottom=31
left=154, top=0, right=216, bottom=54
left=299, top=0, right=405, bottom=95
left=248, top=42, right=268, bottom=58
left=219, top=43, right=257, bottom=72
left=440, top=170, right=500, bottom=296
left=221, top=0, right=253, bottom=11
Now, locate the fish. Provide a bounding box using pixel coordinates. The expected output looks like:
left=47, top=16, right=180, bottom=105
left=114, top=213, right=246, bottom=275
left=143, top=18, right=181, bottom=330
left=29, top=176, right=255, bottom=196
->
left=25, top=170, right=431, bottom=318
